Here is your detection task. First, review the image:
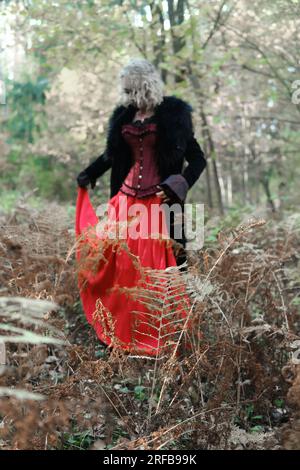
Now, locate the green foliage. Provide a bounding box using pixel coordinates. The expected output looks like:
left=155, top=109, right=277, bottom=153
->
left=274, top=398, right=284, bottom=408
left=134, top=385, right=146, bottom=401
left=60, top=429, right=96, bottom=450
left=5, top=76, right=49, bottom=143
left=1, top=152, right=75, bottom=202
left=205, top=203, right=259, bottom=244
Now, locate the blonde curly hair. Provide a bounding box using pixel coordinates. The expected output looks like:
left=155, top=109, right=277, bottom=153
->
left=118, top=58, right=164, bottom=111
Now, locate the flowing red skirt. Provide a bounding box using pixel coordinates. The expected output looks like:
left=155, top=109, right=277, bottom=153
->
left=75, top=187, right=191, bottom=356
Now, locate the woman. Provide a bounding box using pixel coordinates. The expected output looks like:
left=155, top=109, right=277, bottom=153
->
left=75, top=58, right=206, bottom=356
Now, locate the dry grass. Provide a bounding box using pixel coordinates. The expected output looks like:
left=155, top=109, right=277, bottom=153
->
left=0, top=200, right=300, bottom=450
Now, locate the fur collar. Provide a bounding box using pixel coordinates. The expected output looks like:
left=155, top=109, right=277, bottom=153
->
left=107, top=95, right=193, bottom=137
left=106, top=95, right=194, bottom=179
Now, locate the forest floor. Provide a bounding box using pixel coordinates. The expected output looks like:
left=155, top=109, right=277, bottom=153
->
left=0, top=196, right=300, bottom=450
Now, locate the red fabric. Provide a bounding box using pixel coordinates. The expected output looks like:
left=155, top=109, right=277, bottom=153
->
left=75, top=186, right=191, bottom=356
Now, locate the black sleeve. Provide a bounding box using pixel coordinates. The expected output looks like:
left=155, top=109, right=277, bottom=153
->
left=159, top=135, right=207, bottom=202
left=159, top=174, right=190, bottom=203
left=181, top=134, right=207, bottom=189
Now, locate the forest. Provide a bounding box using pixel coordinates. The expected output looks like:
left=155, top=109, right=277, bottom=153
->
left=0, top=0, right=300, bottom=452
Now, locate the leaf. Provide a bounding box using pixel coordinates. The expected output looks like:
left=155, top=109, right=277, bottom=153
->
left=0, top=296, right=66, bottom=345
left=0, top=387, right=45, bottom=400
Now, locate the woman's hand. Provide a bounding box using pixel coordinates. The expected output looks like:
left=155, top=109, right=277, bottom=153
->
left=77, top=170, right=96, bottom=189
left=155, top=187, right=170, bottom=202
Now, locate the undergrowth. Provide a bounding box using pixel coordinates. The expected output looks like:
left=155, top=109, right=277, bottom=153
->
left=0, top=198, right=300, bottom=450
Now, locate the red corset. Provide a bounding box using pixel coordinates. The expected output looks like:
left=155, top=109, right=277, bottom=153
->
left=120, top=122, right=161, bottom=198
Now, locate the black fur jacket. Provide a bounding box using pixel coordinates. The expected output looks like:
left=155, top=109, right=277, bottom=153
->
left=77, top=95, right=207, bottom=202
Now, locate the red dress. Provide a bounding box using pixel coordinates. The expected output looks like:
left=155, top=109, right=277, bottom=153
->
left=75, top=118, right=191, bottom=356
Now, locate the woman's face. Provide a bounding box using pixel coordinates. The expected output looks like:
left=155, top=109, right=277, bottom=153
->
left=121, top=78, right=137, bottom=107
left=120, top=76, right=154, bottom=111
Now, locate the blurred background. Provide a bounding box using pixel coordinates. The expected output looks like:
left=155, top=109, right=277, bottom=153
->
left=1, top=0, right=299, bottom=220
left=1, top=1, right=300, bottom=451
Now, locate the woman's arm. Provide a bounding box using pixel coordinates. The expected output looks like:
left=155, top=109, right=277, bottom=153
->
left=77, top=149, right=112, bottom=189
left=159, top=134, right=207, bottom=203
left=83, top=149, right=112, bottom=183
